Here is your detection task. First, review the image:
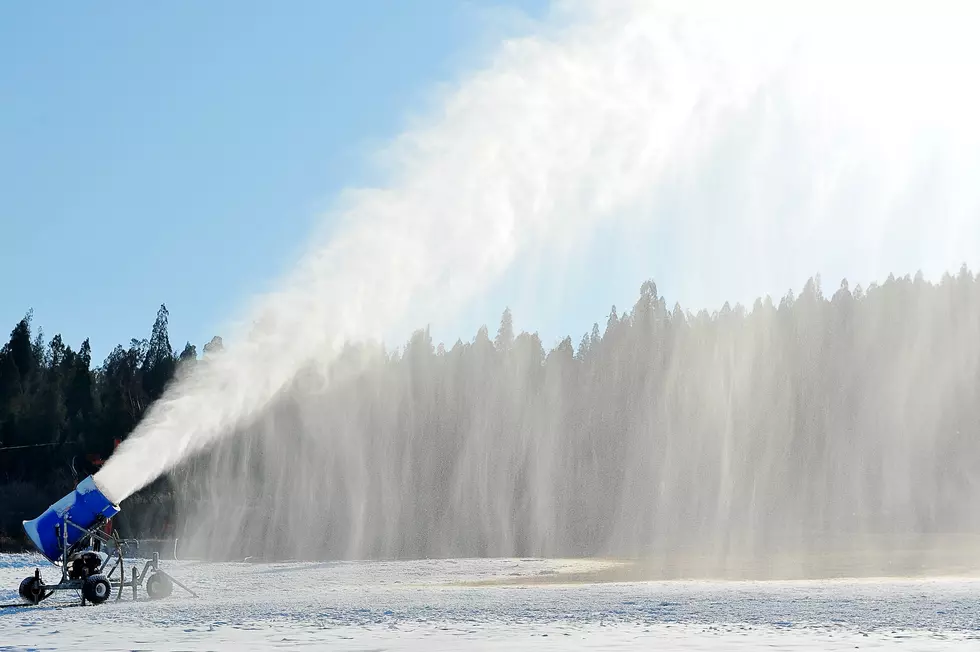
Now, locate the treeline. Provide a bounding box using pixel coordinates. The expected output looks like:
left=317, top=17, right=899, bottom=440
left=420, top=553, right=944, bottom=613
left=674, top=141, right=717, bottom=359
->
left=174, top=267, right=980, bottom=562
left=5, top=268, right=980, bottom=563
left=0, top=305, right=222, bottom=547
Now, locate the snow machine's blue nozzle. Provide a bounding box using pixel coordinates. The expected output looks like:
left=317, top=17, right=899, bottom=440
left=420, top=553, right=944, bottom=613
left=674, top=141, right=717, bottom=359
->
left=22, top=475, right=120, bottom=564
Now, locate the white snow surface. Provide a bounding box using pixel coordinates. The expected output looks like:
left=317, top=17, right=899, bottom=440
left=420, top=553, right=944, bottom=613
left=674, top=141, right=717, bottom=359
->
left=1, top=554, right=978, bottom=650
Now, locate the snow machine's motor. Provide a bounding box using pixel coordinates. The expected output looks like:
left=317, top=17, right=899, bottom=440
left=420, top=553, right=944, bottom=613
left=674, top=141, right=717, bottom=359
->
left=22, top=475, right=120, bottom=565
left=67, top=550, right=108, bottom=580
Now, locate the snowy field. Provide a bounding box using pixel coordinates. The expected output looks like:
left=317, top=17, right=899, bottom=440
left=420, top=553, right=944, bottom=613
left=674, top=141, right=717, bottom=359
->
left=2, top=553, right=979, bottom=650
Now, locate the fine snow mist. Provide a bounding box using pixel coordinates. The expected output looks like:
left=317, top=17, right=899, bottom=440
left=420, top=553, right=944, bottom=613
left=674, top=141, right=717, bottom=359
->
left=96, top=1, right=980, bottom=570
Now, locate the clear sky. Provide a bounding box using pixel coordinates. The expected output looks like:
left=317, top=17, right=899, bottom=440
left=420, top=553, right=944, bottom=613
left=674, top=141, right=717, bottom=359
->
left=9, top=2, right=968, bottom=367
left=1, top=0, right=588, bottom=363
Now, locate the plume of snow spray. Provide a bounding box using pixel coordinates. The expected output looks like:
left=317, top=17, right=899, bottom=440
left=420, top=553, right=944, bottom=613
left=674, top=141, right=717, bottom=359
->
left=95, top=0, right=980, bottom=570
left=93, top=0, right=777, bottom=504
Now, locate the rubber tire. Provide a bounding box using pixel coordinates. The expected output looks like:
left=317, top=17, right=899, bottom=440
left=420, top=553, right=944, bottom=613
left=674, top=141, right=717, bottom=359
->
left=146, top=572, right=173, bottom=600
left=19, top=576, right=43, bottom=604
left=82, top=574, right=112, bottom=605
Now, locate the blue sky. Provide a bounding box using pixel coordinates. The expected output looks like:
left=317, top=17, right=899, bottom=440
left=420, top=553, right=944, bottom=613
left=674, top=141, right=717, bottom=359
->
left=4, top=2, right=976, bottom=367
left=4, top=0, right=639, bottom=363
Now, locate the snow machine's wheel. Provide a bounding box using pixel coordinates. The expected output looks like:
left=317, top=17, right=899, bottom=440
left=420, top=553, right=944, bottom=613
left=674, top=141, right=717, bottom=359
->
left=82, top=574, right=111, bottom=605
left=19, top=576, right=43, bottom=604
left=146, top=572, right=173, bottom=600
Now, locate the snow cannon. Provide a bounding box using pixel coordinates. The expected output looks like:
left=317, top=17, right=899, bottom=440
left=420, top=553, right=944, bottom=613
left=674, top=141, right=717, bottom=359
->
left=14, top=476, right=196, bottom=607
left=22, top=475, right=120, bottom=565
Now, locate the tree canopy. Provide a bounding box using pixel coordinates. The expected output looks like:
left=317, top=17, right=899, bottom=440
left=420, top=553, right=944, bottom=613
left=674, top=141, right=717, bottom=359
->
left=4, top=268, right=980, bottom=561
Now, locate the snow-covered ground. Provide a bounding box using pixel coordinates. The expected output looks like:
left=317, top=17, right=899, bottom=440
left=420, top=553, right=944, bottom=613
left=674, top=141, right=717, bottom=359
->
left=2, top=553, right=978, bottom=650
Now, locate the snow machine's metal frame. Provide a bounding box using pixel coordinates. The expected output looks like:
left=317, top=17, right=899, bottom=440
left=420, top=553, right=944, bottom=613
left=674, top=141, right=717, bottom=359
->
left=16, top=513, right=197, bottom=607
